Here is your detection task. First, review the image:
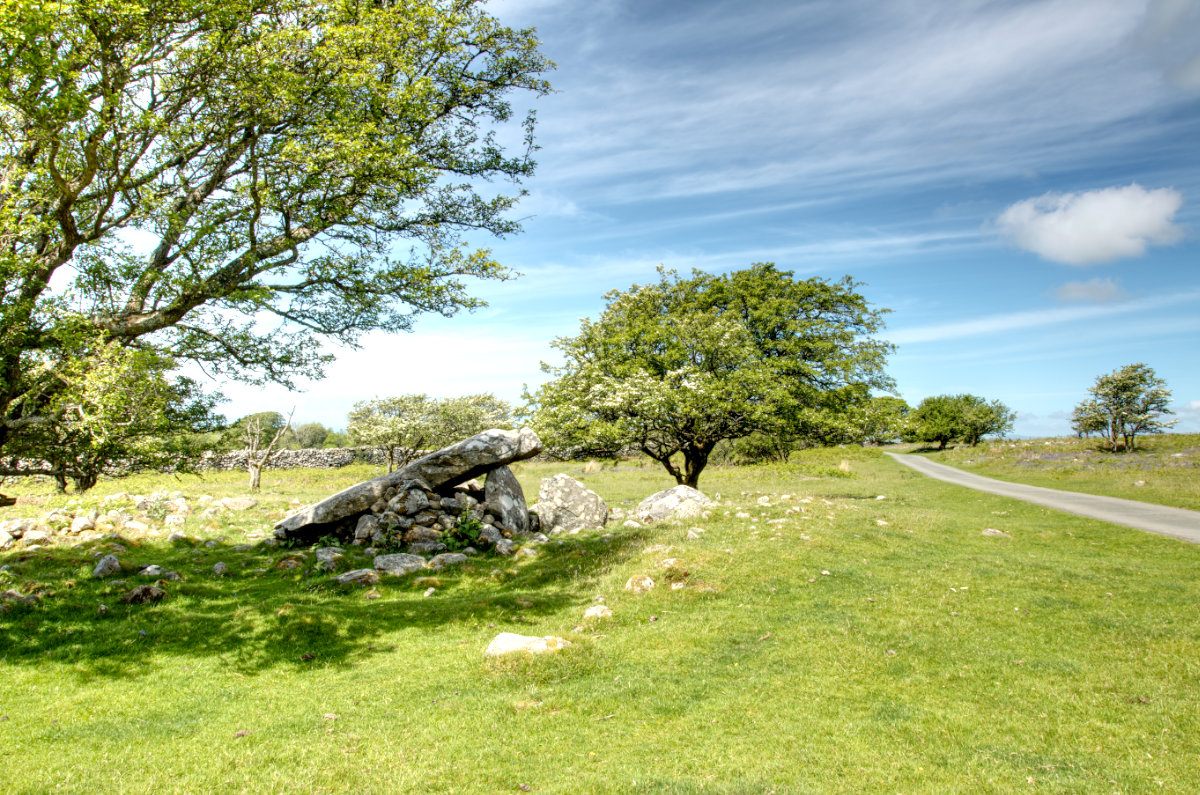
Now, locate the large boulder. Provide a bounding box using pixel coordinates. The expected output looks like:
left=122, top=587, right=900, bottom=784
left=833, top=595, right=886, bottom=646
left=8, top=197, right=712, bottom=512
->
left=484, top=465, right=529, bottom=535
left=275, top=428, right=541, bottom=541
left=635, top=485, right=714, bottom=523
left=533, top=474, right=608, bottom=534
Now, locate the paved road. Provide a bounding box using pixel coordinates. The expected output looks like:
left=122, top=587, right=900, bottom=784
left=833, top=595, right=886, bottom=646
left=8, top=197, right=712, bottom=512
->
left=885, top=452, right=1200, bottom=545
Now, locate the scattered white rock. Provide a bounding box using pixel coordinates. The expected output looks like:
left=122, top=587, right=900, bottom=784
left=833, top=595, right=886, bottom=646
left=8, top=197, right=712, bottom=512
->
left=635, top=485, right=715, bottom=524
left=164, top=515, right=186, bottom=527
left=139, top=565, right=167, bottom=577
left=70, top=515, right=96, bottom=534
left=93, top=555, right=121, bottom=578
left=212, top=561, right=229, bottom=576
left=584, top=605, right=613, bottom=620
left=314, top=547, right=344, bottom=564
left=622, top=520, right=642, bottom=529
left=535, top=474, right=609, bottom=534
left=427, top=552, right=468, bottom=570
left=336, top=569, right=380, bottom=586
left=220, top=497, right=258, bottom=511
left=125, top=520, right=150, bottom=532
left=373, top=553, right=426, bottom=576
left=982, top=528, right=1012, bottom=538
left=495, top=538, right=515, bottom=556
left=484, top=632, right=571, bottom=657
left=625, top=574, right=655, bottom=594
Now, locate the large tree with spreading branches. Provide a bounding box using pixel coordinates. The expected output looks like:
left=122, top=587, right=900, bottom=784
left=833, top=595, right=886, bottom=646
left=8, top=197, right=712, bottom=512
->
left=0, top=0, right=551, bottom=483
left=528, top=264, right=894, bottom=487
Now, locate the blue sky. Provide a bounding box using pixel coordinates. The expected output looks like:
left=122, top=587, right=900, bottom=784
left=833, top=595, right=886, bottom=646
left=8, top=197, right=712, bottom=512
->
left=220, top=0, right=1200, bottom=437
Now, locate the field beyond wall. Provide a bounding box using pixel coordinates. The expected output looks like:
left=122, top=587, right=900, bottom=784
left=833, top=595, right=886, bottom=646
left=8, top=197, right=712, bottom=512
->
left=1, top=444, right=1198, bottom=792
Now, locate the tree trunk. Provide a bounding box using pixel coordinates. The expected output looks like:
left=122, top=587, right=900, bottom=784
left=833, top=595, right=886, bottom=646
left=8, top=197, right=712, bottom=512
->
left=681, top=444, right=712, bottom=489
left=248, top=463, right=262, bottom=492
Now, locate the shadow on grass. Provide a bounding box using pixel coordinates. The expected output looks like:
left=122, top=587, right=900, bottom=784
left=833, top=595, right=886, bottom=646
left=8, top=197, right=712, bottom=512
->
left=0, top=528, right=650, bottom=679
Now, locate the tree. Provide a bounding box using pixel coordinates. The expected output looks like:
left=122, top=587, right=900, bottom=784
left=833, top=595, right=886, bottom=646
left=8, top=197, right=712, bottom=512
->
left=528, top=264, right=894, bottom=487
left=849, top=395, right=911, bottom=445
left=906, top=395, right=963, bottom=451
left=1, top=342, right=223, bottom=491
left=0, top=0, right=551, bottom=467
left=1074, top=363, right=1174, bottom=451
left=1069, top=400, right=1108, bottom=440
left=348, top=395, right=437, bottom=471
left=291, top=422, right=331, bottom=450
left=243, top=409, right=292, bottom=492
left=347, top=393, right=512, bottom=471
left=218, top=412, right=288, bottom=453
left=907, top=394, right=1015, bottom=450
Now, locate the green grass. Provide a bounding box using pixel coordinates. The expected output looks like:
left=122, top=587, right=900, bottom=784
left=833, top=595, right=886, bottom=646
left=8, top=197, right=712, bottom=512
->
left=907, top=432, right=1200, bottom=511
left=2, top=447, right=1199, bottom=792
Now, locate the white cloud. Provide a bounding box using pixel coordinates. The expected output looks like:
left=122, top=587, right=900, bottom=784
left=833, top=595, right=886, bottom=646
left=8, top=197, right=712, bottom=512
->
left=1173, top=399, right=1200, bottom=430
left=1052, top=277, right=1130, bottom=303
left=994, top=184, right=1184, bottom=264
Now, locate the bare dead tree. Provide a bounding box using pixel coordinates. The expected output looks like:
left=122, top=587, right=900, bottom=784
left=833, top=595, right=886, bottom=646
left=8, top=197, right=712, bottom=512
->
left=245, top=409, right=294, bottom=492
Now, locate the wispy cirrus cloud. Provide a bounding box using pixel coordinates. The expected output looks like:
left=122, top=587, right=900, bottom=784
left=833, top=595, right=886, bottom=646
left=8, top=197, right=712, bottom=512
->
left=887, top=289, right=1200, bottom=345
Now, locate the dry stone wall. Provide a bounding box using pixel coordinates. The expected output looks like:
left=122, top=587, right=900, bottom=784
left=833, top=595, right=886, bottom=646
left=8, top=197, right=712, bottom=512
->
left=199, top=447, right=391, bottom=471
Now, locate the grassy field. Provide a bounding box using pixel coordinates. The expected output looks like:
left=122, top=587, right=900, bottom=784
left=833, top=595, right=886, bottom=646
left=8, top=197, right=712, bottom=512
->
left=2, top=448, right=1199, bottom=792
left=907, top=432, right=1200, bottom=511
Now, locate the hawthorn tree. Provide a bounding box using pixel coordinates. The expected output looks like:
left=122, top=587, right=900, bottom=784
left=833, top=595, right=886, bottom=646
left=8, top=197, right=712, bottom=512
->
left=1073, top=363, right=1174, bottom=450
left=850, top=394, right=911, bottom=445
left=2, top=343, right=222, bottom=491
left=528, top=264, right=894, bottom=487
left=0, top=0, right=550, bottom=473
left=907, top=394, right=1015, bottom=449
left=347, top=393, right=511, bottom=471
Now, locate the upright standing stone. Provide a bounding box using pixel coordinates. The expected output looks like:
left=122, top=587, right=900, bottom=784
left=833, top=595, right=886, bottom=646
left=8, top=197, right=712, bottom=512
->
left=484, top=465, right=529, bottom=534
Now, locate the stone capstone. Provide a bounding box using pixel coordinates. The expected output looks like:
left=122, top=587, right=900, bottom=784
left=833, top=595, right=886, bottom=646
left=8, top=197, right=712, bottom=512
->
left=635, top=485, right=714, bottom=523
left=534, top=474, right=608, bottom=534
